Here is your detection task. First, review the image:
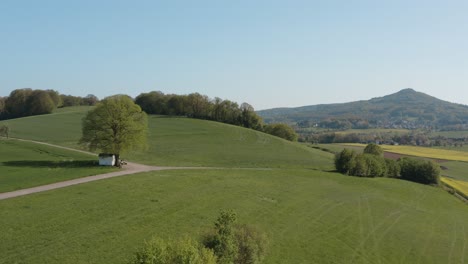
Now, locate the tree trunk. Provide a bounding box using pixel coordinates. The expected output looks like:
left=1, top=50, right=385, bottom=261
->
left=115, top=154, right=120, bottom=168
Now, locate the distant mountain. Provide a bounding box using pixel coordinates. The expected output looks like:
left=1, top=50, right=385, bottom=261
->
left=257, top=89, right=468, bottom=130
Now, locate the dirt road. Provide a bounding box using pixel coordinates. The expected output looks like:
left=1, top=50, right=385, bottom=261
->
left=0, top=138, right=207, bottom=200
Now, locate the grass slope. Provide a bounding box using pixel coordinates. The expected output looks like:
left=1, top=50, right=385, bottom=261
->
left=1, top=109, right=334, bottom=169
left=0, top=169, right=467, bottom=264
left=0, top=139, right=115, bottom=192
left=0, top=107, right=89, bottom=148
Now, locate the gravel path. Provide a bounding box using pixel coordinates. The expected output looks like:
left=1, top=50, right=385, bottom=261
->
left=0, top=138, right=209, bottom=200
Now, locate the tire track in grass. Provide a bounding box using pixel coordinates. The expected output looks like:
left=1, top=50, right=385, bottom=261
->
left=461, top=224, right=467, bottom=264
left=415, top=215, right=440, bottom=264
left=448, top=223, right=457, bottom=264
left=365, top=196, right=381, bottom=264
left=350, top=197, right=404, bottom=264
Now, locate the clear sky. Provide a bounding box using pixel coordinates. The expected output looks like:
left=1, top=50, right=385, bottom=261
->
left=1, top=0, right=467, bottom=110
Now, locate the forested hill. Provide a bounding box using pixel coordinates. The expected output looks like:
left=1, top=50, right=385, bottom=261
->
left=257, top=88, right=468, bottom=130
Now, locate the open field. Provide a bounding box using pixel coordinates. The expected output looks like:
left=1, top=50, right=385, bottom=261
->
left=440, top=161, right=468, bottom=182
left=1, top=169, right=467, bottom=264
left=1, top=109, right=334, bottom=169
left=441, top=177, right=468, bottom=199
left=334, top=128, right=410, bottom=135
left=430, top=130, right=468, bottom=138
left=343, top=143, right=468, bottom=162
left=0, top=139, right=116, bottom=193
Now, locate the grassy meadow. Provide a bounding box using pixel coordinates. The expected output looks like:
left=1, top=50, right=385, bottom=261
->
left=1, top=108, right=468, bottom=263
left=0, top=139, right=115, bottom=192
left=1, top=169, right=467, bottom=264
left=1, top=109, right=334, bottom=169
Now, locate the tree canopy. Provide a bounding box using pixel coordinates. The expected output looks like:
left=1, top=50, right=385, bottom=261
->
left=80, top=95, right=148, bottom=163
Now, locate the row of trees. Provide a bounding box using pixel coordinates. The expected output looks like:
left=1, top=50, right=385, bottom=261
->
left=131, top=210, right=268, bottom=264
left=0, top=88, right=99, bottom=120
left=335, top=143, right=440, bottom=185
left=135, top=91, right=263, bottom=130
left=135, top=91, right=297, bottom=141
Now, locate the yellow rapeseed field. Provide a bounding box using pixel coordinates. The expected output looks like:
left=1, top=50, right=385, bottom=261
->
left=441, top=177, right=468, bottom=198
left=343, top=143, right=468, bottom=162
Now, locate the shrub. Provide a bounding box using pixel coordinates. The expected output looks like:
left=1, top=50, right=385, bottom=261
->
left=363, top=143, right=384, bottom=156
left=385, top=159, right=400, bottom=178
left=334, top=148, right=356, bottom=174
left=235, top=225, right=268, bottom=264
left=130, top=236, right=216, bottom=264
left=399, top=158, right=440, bottom=185
left=203, top=210, right=268, bottom=264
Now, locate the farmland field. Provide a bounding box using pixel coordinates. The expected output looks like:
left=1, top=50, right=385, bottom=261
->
left=441, top=177, right=468, bottom=198
left=343, top=143, right=468, bottom=162
left=1, top=169, right=467, bottom=264
left=0, top=139, right=115, bottom=193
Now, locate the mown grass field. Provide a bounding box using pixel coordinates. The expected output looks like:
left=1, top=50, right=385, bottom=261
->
left=1, top=109, right=334, bottom=169
left=1, top=108, right=468, bottom=263
left=0, top=139, right=116, bottom=193
left=1, top=169, right=467, bottom=264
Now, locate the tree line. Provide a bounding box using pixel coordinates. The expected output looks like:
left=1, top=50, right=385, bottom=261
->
left=135, top=91, right=298, bottom=141
left=0, top=88, right=99, bottom=120
left=335, top=143, right=440, bottom=185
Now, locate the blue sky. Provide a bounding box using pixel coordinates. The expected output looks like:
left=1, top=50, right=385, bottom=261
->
left=1, top=0, right=467, bottom=110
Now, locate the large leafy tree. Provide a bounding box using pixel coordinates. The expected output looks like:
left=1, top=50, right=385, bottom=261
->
left=80, top=95, right=148, bottom=166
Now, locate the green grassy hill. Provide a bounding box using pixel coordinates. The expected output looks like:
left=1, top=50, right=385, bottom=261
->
left=1, top=108, right=334, bottom=169
left=1, top=107, right=467, bottom=263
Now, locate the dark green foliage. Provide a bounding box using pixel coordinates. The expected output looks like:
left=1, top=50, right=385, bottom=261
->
left=203, top=210, right=268, bottom=264
left=364, top=154, right=387, bottom=177
left=0, top=97, right=6, bottom=116
left=234, top=225, right=268, bottom=264
left=1, top=89, right=94, bottom=120
left=334, top=148, right=356, bottom=174
left=348, top=154, right=386, bottom=177
left=385, top=159, right=400, bottom=178
left=263, top=123, right=298, bottom=141
left=363, top=143, right=383, bottom=156
left=5, top=88, right=33, bottom=117
left=399, top=158, right=441, bottom=185
left=336, top=147, right=386, bottom=177
left=60, top=94, right=99, bottom=107
left=134, top=91, right=265, bottom=133
left=130, top=237, right=217, bottom=264
left=26, top=90, right=55, bottom=115
left=204, top=210, right=238, bottom=263
left=0, top=124, right=9, bottom=138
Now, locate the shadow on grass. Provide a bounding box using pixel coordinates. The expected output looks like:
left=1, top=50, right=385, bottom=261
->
left=3, top=160, right=99, bottom=168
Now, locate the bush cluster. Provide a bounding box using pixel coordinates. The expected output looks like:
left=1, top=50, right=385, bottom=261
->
left=131, top=210, right=268, bottom=264
left=335, top=143, right=440, bottom=185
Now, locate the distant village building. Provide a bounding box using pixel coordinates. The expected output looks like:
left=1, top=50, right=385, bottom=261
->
left=98, top=153, right=115, bottom=166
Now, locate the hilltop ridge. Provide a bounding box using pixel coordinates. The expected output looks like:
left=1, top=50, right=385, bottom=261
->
left=258, top=89, right=468, bottom=130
